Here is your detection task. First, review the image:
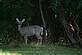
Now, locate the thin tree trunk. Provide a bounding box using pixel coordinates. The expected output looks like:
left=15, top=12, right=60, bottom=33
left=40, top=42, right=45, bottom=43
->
left=39, top=0, right=46, bottom=28
left=39, top=0, right=47, bottom=43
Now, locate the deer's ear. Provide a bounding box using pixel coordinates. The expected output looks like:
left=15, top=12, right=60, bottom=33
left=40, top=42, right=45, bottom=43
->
left=16, top=18, right=20, bottom=22
left=21, top=19, right=25, bottom=22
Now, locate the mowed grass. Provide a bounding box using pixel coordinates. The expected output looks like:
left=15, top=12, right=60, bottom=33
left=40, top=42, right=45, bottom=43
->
left=0, top=44, right=82, bottom=55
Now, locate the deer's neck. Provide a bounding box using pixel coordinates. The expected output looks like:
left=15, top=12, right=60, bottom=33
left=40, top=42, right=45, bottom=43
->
left=18, top=25, right=22, bottom=31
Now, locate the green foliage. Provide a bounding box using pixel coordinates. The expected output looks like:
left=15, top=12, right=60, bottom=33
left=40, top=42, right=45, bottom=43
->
left=46, top=0, right=82, bottom=43
left=26, top=17, right=32, bottom=25
left=0, top=0, right=82, bottom=45
left=0, top=0, right=33, bottom=44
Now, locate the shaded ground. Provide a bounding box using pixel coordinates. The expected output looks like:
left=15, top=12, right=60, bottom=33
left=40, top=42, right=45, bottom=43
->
left=0, top=44, right=82, bottom=55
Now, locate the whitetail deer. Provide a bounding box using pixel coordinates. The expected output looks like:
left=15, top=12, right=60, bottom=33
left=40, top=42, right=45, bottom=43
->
left=16, top=18, right=44, bottom=45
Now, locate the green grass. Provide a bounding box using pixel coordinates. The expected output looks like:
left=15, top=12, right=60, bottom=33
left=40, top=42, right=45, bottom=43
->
left=0, top=44, right=82, bottom=55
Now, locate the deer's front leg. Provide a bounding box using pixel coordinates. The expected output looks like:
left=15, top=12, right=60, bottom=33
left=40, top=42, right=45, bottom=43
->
left=36, top=35, right=42, bottom=45
left=24, top=36, right=28, bottom=45
left=40, top=36, right=42, bottom=45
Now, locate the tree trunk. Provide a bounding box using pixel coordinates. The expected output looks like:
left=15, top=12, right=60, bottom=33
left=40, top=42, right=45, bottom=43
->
left=72, top=21, right=82, bottom=47
left=39, top=0, right=47, bottom=43
left=59, top=7, right=77, bottom=45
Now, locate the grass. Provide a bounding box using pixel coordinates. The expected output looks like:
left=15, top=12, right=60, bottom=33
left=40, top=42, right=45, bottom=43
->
left=0, top=44, right=82, bottom=55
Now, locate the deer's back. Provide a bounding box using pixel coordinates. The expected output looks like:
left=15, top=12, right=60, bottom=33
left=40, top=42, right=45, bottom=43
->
left=19, top=25, right=43, bottom=36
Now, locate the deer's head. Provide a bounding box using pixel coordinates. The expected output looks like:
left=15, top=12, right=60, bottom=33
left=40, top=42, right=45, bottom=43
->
left=16, top=18, right=25, bottom=25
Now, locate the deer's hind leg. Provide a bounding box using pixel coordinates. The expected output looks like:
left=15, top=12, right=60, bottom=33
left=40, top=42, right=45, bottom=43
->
left=36, top=34, right=42, bottom=45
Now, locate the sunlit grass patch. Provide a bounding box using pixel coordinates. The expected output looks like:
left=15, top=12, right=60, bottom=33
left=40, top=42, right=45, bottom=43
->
left=0, top=44, right=82, bottom=55
left=0, top=50, right=22, bottom=55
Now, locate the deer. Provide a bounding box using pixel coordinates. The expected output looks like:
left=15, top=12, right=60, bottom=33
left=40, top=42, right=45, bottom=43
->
left=16, top=18, right=44, bottom=45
